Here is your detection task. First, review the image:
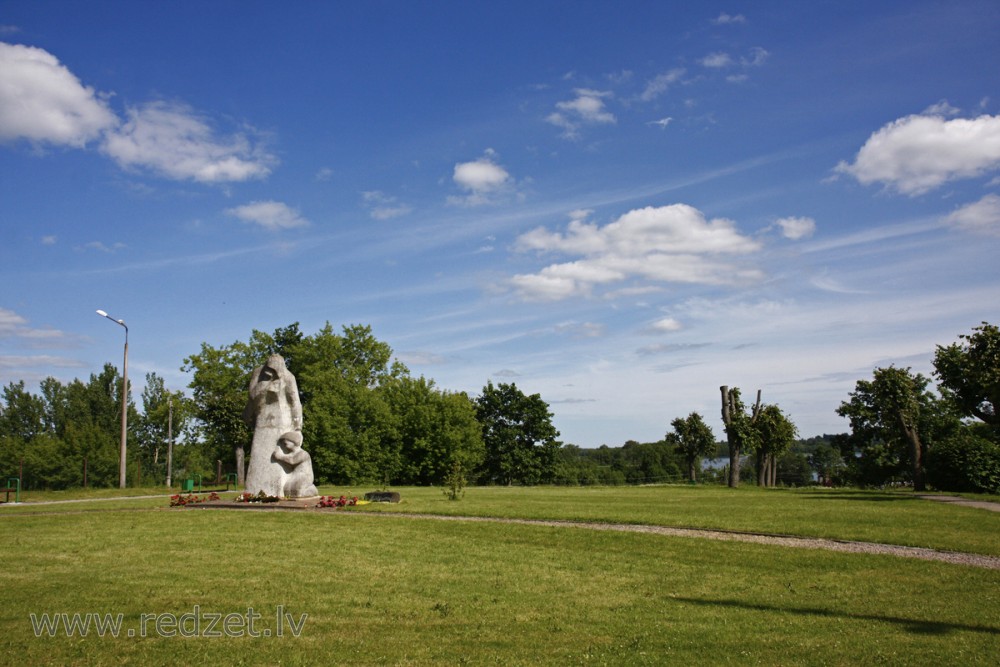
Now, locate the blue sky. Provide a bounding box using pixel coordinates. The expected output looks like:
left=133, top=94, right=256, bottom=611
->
left=2, top=1, right=999, bottom=447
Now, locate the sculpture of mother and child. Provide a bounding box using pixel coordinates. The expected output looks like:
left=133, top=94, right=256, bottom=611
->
left=242, top=354, right=318, bottom=498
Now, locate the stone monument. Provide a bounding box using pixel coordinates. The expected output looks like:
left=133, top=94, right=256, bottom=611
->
left=242, top=354, right=317, bottom=497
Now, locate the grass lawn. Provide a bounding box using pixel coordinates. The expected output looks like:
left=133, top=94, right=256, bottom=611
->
left=1, top=486, right=998, bottom=665
left=343, top=484, right=1000, bottom=556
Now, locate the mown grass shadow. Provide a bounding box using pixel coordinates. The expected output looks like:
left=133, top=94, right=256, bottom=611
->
left=673, top=597, right=1000, bottom=636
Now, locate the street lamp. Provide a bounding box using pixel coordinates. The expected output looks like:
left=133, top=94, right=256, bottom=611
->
left=96, top=309, right=129, bottom=489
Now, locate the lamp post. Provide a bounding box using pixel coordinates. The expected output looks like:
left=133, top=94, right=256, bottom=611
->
left=96, top=309, right=129, bottom=489
left=166, top=397, right=173, bottom=488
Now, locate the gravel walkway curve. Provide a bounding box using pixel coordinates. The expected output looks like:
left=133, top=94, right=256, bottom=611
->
left=338, top=510, right=1000, bottom=570
left=915, top=494, right=1000, bottom=512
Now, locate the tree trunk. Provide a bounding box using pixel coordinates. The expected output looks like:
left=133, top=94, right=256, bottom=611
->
left=721, top=386, right=762, bottom=489
left=898, top=413, right=925, bottom=491
left=756, top=450, right=766, bottom=487
left=688, top=459, right=697, bottom=483
left=728, top=447, right=740, bottom=487
left=721, top=386, right=740, bottom=488
left=235, top=445, right=245, bottom=487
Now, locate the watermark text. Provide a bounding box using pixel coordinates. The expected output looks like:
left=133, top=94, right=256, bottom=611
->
left=29, top=605, right=307, bottom=638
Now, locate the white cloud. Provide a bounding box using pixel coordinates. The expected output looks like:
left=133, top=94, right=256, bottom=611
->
left=396, top=350, right=447, bottom=366
left=712, top=13, right=746, bottom=25
left=226, top=200, right=309, bottom=230
left=944, top=194, right=1000, bottom=236
left=102, top=101, right=274, bottom=183
left=0, top=43, right=276, bottom=185
left=639, top=69, right=685, bottom=102
left=774, top=216, right=817, bottom=240
left=511, top=204, right=763, bottom=301
left=553, top=321, right=606, bottom=338
left=742, top=47, right=769, bottom=67
left=448, top=151, right=513, bottom=206
left=0, top=355, right=87, bottom=369
left=0, top=307, right=28, bottom=334
left=41, top=235, right=57, bottom=245
left=362, top=190, right=412, bottom=220
left=702, top=47, right=767, bottom=74
left=648, top=117, right=673, bottom=129
left=606, top=69, right=633, bottom=84
left=924, top=100, right=960, bottom=117
left=835, top=110, right=1000, bottom=195
left=547, top=88, right=616, bottom=138
left=649, top=317, right=683, bottom=333
left=0, top=42, right=117, bottom=147
left=77, top=240, right=126, bottom=253
left=0, top=307, right=76, bottom=349
left=701, top=52, right=734, bottom=68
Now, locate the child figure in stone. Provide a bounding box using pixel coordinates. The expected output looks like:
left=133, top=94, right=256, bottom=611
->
left=272, top=430, right=318, bottom=498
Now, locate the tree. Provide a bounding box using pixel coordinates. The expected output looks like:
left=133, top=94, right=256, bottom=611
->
left=136, top=373, right=193, bottom=484
left=836, top=366, right=939, bottom=491
left=934, top=322, right=1000, bottom=428
left=182, top=339, right=262, bottom=485
left=0, top=381, right=46, bottom=443
left=618, top=440, right=683, bottom=484
left=475, top=382, right=560, bottom=485
left=380, top=377, right=484, bottom=485
left=0, top=366, right=133, bottom=490
left=808, top=442, right=845, bottom=485
left=754, top=404, right=797, bottom=487
left=291, top=323, right=408, bottom=484
left=720, top=386, right=761, bottom=488
left=666, top=412, right=716, bottom=482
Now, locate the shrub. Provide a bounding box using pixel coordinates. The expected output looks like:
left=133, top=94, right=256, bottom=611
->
left=925, top=431, right=1000, bottom=494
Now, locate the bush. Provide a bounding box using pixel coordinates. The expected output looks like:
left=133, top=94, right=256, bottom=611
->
left=925, top=431, right=1000, bottom=494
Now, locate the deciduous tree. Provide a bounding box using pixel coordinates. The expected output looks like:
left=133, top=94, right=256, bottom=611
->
left=666, top=412, right=716, bottom=482
left=934, top=321, right=1000, bottom=428
left=476, top=382, right=560, bottom=485
left=836, top=366, right=938, bottom=491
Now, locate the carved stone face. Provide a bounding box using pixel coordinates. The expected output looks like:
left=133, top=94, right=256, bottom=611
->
left=259, top=355, right=287, bottom=400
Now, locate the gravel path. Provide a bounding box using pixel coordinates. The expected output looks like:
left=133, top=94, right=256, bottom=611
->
left=331, top=510, right=1000, bottom=570
left=915, top=494, right=1000, bottom=512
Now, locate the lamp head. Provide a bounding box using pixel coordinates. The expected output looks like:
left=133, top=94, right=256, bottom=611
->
left=96, top=309, right=108, bottom=317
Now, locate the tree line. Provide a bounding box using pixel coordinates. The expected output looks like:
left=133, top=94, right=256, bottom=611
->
left=1, top=321, right=997, bottom=493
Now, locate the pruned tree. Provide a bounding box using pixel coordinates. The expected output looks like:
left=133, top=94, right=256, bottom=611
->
left=720, top=386, right=761, bottom=488
left=754, top=404, right=797, bottom=487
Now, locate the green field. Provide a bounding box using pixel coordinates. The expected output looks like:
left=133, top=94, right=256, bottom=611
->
left=1, top=485, right=998, bottom=665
